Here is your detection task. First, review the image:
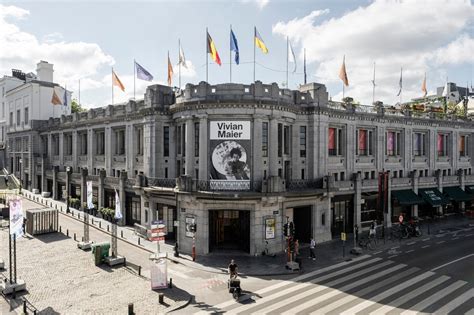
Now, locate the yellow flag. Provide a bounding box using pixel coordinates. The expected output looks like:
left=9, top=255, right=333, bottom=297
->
left=255, top=27, right=268, bottom=54
left=51, top=89, right=62, bottom=105
left=112, top=70, right=125, bottom=92
left=168, top=53, right=174, bottom=86
left=339, top=55, right=349, bottom=86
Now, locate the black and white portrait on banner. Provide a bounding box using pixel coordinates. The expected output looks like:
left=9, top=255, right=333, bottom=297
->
left=209, top=121, right=251, bottom=190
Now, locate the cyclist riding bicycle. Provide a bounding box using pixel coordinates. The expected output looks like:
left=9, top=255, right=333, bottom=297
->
left=369, top=220, right=377, bottom=239
left=228, top=259, right=238, bottom=279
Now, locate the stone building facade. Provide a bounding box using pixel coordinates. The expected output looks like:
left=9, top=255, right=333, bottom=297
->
left=6, top=81, right=474, bottom=256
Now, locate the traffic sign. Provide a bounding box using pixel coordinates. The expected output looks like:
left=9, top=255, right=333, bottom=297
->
left=341, top=232, right=346, bottom=241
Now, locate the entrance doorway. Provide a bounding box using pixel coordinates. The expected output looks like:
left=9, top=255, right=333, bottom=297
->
left=331, top=197, right=354, bottom=238
left=293, top=206, right=312, bottom=243
left=209, top=210, right=250, bottom=252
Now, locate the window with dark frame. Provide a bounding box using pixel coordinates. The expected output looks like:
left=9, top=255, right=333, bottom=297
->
left=329, top=126, right=344, bottom=156
left=177, top=125, right=181, bottom=155
left=163, top=126, right=169, bottom=157
left=300, top=126, right=306, bottom=157
left=284, top=125, right=290, bottom=155
left=194, top=122, right=199, bottom=157
left=262, top=122, right=268, bottom=157
left=278, top=123, right=283, bottom=157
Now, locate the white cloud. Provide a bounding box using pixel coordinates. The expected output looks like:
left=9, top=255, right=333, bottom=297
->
left=0, top=4, right=114, bottom=93
left=241, top=0, right=270, bottom=10
left=273, top=0, right=474, bottom=105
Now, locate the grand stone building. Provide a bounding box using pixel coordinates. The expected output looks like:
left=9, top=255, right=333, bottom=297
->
left=6, top=80, right=474, bottom=255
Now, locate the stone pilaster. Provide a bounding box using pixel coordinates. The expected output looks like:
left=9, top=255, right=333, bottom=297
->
left=41, top=156, right=46, bottom=193
left=105, top=127, right=112, bottom=175
left=458, top=168, right=465, bottom=212
left=252, top=116, right=263, bottom=181
left=98, top=169, right=106, bottom=210
left=411, top=170, right=419, bottom=217
left=269, top=117, right=279, bottom=177
left=52, top=165, right=59, bottom=200
left=353, top=172, right=362, bottom=230
left=198, top=115, right=208, bottom=181
left=119, top=171, right=127, bottom=225
left=185, top=118, right=194, bottom=177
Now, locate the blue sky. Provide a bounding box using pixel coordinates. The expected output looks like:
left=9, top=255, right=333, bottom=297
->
left=1, top=0, right=473, bottom=107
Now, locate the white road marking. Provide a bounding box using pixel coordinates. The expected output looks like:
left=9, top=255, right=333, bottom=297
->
left=422, top=238, right=430, bottom=241
left=434, top=288, right=474, bottom=314
left=431, top=253, right=474, bottom=272
left=339, top=271, right=434, bottom=315
left=372, top=250, right=383, bottom=255
left=464, top=308, right=474, bottom=315
left=465, top=233, right=473, bottom=237
left=422, top=245, right=430, bottom=248
left=388, top=255, right=399, bottom=259
left=405, top=249, right=414, bottom=253
left=407, top=241, right=416, bottom=245
left=400, top=280, right=467, bottom=315
left=368, top=275, right=450, bottom=315
left=436, top=241, right=446, bottom=244
left=452, top=237, right=459, bottom=240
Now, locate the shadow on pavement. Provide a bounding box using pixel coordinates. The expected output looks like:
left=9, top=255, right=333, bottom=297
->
left=34, top=232, right=69, bottom=244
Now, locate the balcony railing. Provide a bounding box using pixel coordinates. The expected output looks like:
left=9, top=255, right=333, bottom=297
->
left=147, top=177, right=176, bottom=188
left=286, top=179, right=323, bottom=191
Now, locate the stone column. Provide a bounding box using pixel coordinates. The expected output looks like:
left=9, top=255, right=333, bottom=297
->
left=143, top=122, right=153, bottom=177
left=411, top=170, right=419, bottom=217
left=66, top=168, right=71, bottom=203
left=252, top=116, right=263, bottom=181
left=353, top=172, right=362, bottom=231
left=185, top=118, right=194, bottom=177
left=105, top=127, right=112, bottom=175
left=81, top=168, right=90, bottom=242
left=119, top=171, right=127, bottom=225
left=72, top=130, right=78, bottom=169
left=87, top=129, right=93, bottom=172
left=386, top=172, right=392, bottom=228
left=269, top=117, right=279, bottom=177
left=98, top=169, right=106, bottom=210
left=41, top=156, right=46, bottom=193
left=126, top=124, right=134, bottom=175
left=52, top=165, right=59, bottom=200
left=436, top=169, right=443, bottom=192
left=198, top=115, right=208, bottom=181
left=59, top=132, right=64, bottom=166
left=458, top=169, right=465, bottom=212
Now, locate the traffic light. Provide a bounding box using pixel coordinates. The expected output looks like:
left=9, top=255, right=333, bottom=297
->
left=283, top=223, right=288, bottom=237
left=289, top=222, right=295, bottom=236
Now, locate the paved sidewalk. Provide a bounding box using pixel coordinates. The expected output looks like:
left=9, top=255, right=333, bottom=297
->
left=22, top=190, right=474, bottom=278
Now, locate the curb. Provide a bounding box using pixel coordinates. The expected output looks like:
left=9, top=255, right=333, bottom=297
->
left=167, top=295, right=192, bottom=313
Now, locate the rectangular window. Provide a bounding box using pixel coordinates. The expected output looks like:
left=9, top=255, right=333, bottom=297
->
left=9, top=112, right=13, bottom=126
left=300, top=126, right=306, bottom=157
left=413, top=132, right=426, bottom=156
left=386, top=131, right=402, bottom=156
left=278, top=123, right=283, bottom=157
left=24, top=107, right=29, bottom=124
left=181, top=124, right=186, bottom=157
left=358, top=129, right=367, bottom=155
left=165, top=167, right=168, bottom=179
left=459, top=135, right=468, bottom=157
left=80, top=133, right=88, bottom=155
left=194, top=122, right=199, bottom=157
left=115, top=129, right=125, bottom=155
left=301, top=169, right=305, bottom=179
left=177, top=125, right=181, bottom=155
left=329, top=127, right=344, bottom=156
left=283, top=125, right=290, bottom=155
left=42, top=136, right=48, bottom=156
left=54, top=135, right=60, bottom=156
left=262, top=122, right=268, bottom=157
left=95, top=131, right=105, bottom=155
left=136, top=128, right=143, bottom=155
left=437, top=133, right=448, bottom=157
left=163, top=126, right=169, bottom=157
left=16, top=109, right=20, bottom=126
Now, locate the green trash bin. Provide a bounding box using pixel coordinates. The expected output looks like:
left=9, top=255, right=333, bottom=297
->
left=91, top=242, right=110, bottom=264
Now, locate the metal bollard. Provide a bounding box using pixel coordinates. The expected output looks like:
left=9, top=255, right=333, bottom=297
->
left=128, top=303, right=134, bottom=315
left=99, top=222, right=101, bottom=228
left=138, top=266, right=141, bottom=276
left=67, top=229, right=69, bottom=237
left=107, top=225, right=109, bottom=232
left=121, top=231, right=123, bottom=238
left=169, top=278, right=173, bottom=288
left=82, top=236, right=84, bottom=242
left=59, top=226, right=62, bottom=233
left=138, top=238, right=140, bottom=245
left=23, top=300, right=27, bottom=314
left=158, top=293, right=164, bottom=304
left=92, top=218, right=94, bottom=225
left=12, top=287, right=16, bottom=299
left=74, top=233, right=76, bottom=241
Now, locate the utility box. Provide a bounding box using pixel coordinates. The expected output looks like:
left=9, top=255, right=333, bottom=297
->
left=26, top=208, right=59, bottom=235
left=91, top=242, right=110, bottom=264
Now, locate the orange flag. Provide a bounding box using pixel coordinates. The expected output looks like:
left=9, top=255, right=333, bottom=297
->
left=51, top=89, right=62, bottom=105
left=339, top=55, right=349, bottom=87
left=207, top=31, right=222, bottom=66
left=422, top=73, right=427, bottom=97
left=112, top=70, right=125, bottom=92
left=168, top=53, right=174, bottom=86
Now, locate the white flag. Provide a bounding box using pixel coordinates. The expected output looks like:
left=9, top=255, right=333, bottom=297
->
left=9, top=198, right=23, bottom=238
left=114, top=189, right=122, bottom=220
left=178, top=43, right=187, bottom=69
left=288, top=40, right=297, bottom=73
left=87, top=181, right=94, bottom=209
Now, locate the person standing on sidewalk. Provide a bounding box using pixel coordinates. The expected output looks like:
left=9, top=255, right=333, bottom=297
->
left=309, top=237, right=316, bottom=260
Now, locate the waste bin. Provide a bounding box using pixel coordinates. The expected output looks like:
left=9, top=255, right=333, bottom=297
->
left=91, top=242, right=110, bottom=265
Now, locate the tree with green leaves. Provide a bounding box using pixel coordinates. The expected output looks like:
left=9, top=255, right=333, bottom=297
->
left=71, top=98, right=85, bottom=113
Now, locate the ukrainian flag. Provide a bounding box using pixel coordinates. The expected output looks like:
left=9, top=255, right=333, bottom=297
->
left=254, top=27, right=268, bottom=54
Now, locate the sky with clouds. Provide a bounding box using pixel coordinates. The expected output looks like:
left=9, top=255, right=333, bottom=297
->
left=0, top=0, right=473, bottom=108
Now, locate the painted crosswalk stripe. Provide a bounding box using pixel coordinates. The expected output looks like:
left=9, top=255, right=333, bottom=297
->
left=224, top=258, right=383, bottom=315
left=314, top=267, right=419, bottom=314
left=399, top=280, right=467, bottom=315
left=464, top=308, right=474, bottom=315
left=422, top=245, right=430, bottom=248
left=434, top=288, right=474, bottom=314
left=285, top=263, right=406, bottom=315
left=256, top=261, right=396, bottom=315
left=368, top=275, right=450, bottom=314
left=339, top=271, right=434, bottom=315
left=194, top=255, right=372, bottom=314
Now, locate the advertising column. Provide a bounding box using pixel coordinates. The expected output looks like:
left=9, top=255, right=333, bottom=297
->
left=209, top=121, right=251, bottom=190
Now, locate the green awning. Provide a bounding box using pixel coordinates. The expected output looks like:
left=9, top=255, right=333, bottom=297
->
left=418, top=188, right=449, bottom=207
left=443, top=186, right=474, bottom=202
left=392, top=189, right=425, bottom=206
left=465, top=185, right=474, bottom=194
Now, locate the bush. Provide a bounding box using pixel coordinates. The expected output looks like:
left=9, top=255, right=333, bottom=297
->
left=69, top=197, right=81, bottom=209
left=99, top=207, right=114, bottom=220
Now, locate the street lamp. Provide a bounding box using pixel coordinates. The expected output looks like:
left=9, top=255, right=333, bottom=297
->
left=66, top=166, right=71, bottom=214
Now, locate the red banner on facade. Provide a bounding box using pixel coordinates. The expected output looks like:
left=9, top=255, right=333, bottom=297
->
left=328, top=128, right=335, bottom=150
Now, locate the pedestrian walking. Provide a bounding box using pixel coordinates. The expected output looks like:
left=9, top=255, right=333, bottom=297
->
left=309, top=237, right=316, bottom=260
left=295, top=239, right=300, bottom=256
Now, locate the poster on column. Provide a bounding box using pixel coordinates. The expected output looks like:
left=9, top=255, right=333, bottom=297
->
left=9, top=198, right=23, bottom=238
left=209, top=121, right=251, bottom=190
left=150, top=258, right=168, bottom=290
left=87, top=181, right=94, bottom=209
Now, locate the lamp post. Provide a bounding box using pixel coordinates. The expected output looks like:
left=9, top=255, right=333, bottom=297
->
left=66, top=166, right=71, bottom=214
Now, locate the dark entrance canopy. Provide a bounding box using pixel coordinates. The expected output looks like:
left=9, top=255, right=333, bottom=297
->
left=443, top=186, right=474, bottom=202
left=392, top=189, right=425, bottom=206
left=465, top=185, right=474, bottom=194
left=418, top=188, right=449, bottom=207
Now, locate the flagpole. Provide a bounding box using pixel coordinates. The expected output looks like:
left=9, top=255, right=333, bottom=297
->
left=253, top=26, right=256, bottom=83
left=133, top=59, right=136, bottom=100
left=342, top=82, right=345, bottom=100
left=286, top=36, right=289, bottom=88
left=167, top=50, right=170, bottom=87
left=400, top=67, right=402, bottom=105
left=230, top=25, right=232, bottom=83
left=372, top=62, right=376, bottom=105
left=111, top=67, right=114, bottom=105
left=304, top=48, right=307, bottom=85
left=206, top=28, right=209, bottom=83
left=78, top=79, right=81, bottom=106
left=178, top=39, right=181, bottom=88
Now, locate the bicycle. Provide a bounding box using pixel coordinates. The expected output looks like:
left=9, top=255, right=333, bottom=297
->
left=358, top=233, right=376, bottom=250
left=261, top=240, right=276, bottom=257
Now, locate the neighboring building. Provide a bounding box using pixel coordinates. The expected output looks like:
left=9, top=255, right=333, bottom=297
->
left=0, top=61, right=71, bottom=175
left=5, top=79, right=474, bottom=256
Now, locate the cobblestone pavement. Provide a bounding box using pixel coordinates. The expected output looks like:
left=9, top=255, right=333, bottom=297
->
left=0, top=198, right=190, bottom=314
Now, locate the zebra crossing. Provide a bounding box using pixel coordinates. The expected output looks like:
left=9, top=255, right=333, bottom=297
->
left=196, top=254, right=473, bottom=314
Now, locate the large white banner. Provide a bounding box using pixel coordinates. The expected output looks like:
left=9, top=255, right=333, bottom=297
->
left=150, top=258, right=168, bottom=290
left=9, top=198, right=23, bottom=238
left=87, top=181, right=94, bottom=209
left=209, top=121, right=251, bottom=190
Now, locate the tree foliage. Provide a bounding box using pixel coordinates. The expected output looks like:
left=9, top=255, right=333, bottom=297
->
left=71, top=99, right=85, bottom=113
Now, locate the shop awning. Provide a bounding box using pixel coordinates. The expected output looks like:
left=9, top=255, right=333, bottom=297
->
left=443, top=186, right=474, bottom=202
left=465, top=185, right=474, bottom=194
left=418, top=188, right=450, bottom=207
left=392, top=189, right=425, bottom=206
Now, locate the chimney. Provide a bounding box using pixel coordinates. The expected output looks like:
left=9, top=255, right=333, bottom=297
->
left=36, top=60, right=54, bottom=82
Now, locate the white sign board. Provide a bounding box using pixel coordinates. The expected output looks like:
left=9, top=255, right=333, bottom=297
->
left=9, top=198, right=23, bottom=238
left=87, top=181, right=94, bottom=209
left=150, top=258, right=168, bottom=290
